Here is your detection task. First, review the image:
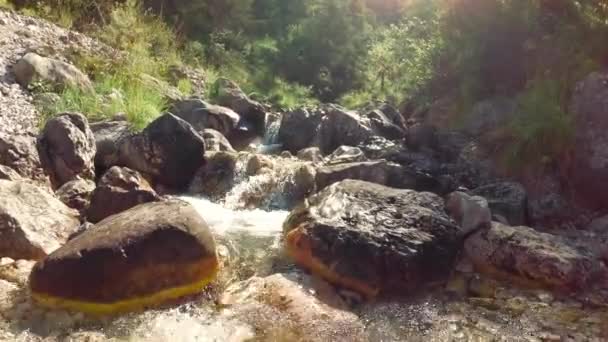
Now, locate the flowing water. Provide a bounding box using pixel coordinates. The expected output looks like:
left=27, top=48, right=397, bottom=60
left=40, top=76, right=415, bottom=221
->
left=1, top=151, right=607, bottom=341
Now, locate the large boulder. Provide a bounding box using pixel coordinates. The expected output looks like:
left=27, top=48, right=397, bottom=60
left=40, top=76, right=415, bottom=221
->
left=87, top=166, right=160, bottom=223
left=215, top=79, right=267, bottom=136
left=279, top=105, right=374, bottom=155
left=90, top=120, right=131, bottom=172
left=0, top=180, right=79, bottom=260
left=0, top=132, right=47, bottom=184
left=37, top=113, right=96, bottom=188
left=471, top=182, right=528, bottom=226
left=202, top=129, right=235, bottom=152
left=29, top=200, right=219, bottom=315
left=315, top=160, right=443, bottom=194
left=570, top=71, right=608, bottom=208
left=283, top=180, right=462, bottom=297
left=465, top=222, right=607, bottom=292
left=55, top=179, right=96, bottom=214
left=13, top=53, right=92, bottom=91
left=118, top=113, right=206, bottom=190
left=313, top=106, right=374, bottom=154
left=278, top=108, right=321, bottom=153
left=219, top=273, right=367, bottom=341
left=169, top=98, right=240, bottom=137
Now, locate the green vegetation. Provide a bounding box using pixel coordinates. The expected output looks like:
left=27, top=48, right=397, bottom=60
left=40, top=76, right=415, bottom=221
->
left=7, top=0, right=608, bottom=170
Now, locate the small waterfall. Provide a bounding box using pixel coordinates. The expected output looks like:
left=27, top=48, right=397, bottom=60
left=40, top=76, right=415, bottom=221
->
left=262, top=116, right=281, bottom=145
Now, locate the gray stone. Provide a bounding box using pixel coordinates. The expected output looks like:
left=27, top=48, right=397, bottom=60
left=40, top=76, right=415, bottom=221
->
left=472, top=182, right=528, bottom=226
left=203, top=129, right=235, bottom=152
left=13, top=52, right=92, bottom=91
left=169, top=98, right=240, bottom=137
left=446, top=191, right=492, bottom=236
left=0, top=180, right=79, bottom=260
left=465, top=222, right=607, bottom=291
left=37, top=112, right=96, bottom=188
left=55, top=179, right=96, bottom=214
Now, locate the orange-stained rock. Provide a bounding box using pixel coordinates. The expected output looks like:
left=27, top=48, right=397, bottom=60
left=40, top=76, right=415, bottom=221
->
left=283, top=179, right=462, bottom=298
left=29, top=200, right=218, bottom=315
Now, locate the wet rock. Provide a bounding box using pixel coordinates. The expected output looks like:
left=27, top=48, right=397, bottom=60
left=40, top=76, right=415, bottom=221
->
left=219, top=273, right=367, bottom=341
left=29, top=200, right=219, bottom=314
left=0, top=132, right=47, bottom=184
left=169, top=98, right=240, bottom=137
left=296, top=147, right=323, bottom=163
left=326, top=145, right=366, bottom=165
left=13, top=52, right=93, bottom=91
left=283, top=179, right=462, bottom=297
left=55, top=178, right=95, bottom=214
left=246, top=154, right=272, bottom=176
left=364, top=108, right=405, bottom=140
left=570, top=71, right=608, bottom=208
left=0, top=180, right=79, bottom=260
left=446, top=191, right=491, bottom=236
left=280, top=150, right=293, bottom=158
left=315, top=160, right=443, bottom=194
left=216, top=79, right=267, bottom=136
left=314, top=106, right=374, bottom=154
left=283, top=164, right=316, bottom=207
left=203, top=129, right=235, bottom=152
left=37, top=112, right=96, bottom=188
left=189, top=151, right=238, bottom=198
left=279, top=106, right=374, bottom=155
left=278, top=108, right=321, bottom=153
left=90, top=120, right=131, bottom=172
left=465, top=222, right=607, bottom=292
left=0, top=165, right=21, bottom=180
left=118, top=113, right=206, bottom=190
left=87, top=166, right=160, bottom=223
left=471, top=182, right=528, bottom=226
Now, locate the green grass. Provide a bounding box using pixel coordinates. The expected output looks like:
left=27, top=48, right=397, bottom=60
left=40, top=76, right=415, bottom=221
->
left=504, top=79, right=574, bottom=171
left=40, top=72, right=166, bottom=130
left=0, top=0, right=13, bottom=9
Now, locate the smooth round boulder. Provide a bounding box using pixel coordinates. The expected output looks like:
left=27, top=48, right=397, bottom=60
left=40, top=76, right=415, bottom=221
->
left=29, top=200, right=219, bottom=315
left=283, top=179, right=462, bottom=297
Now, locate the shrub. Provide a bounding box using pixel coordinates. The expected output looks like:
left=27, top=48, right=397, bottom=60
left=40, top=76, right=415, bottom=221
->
left=504, top=79, right=574, bottom=170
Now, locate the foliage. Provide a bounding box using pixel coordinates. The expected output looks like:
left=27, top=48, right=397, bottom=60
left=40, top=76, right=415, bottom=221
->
left=41, top=71, right=166, bottom=130
left=505, top=79, right=574, bottom=170
left=341, top=3, right=443, bottom=107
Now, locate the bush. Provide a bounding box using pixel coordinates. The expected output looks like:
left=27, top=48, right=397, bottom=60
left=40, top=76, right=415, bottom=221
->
left=504, top=79, right=574, bottom=170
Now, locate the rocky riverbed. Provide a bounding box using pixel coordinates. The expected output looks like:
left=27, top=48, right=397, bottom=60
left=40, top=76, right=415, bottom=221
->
left=0, top=6, right=607, bottom=342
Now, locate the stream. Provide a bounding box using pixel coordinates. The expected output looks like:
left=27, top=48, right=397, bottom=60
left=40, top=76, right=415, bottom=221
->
left=0, top=128, right=606, bottom=341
